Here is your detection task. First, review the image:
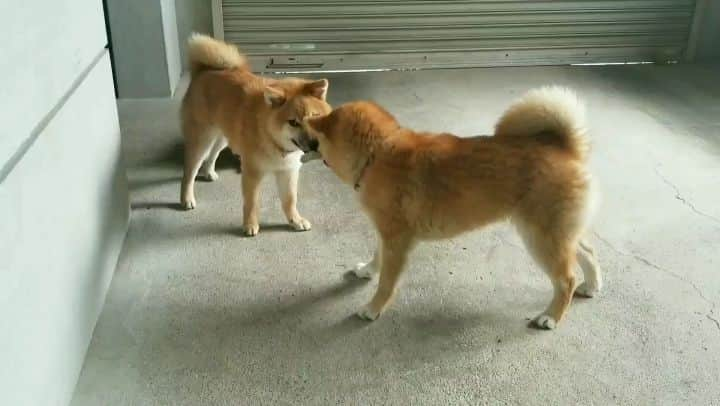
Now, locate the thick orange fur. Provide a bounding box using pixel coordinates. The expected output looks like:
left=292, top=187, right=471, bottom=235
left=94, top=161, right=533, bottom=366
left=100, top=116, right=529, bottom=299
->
left=180, top=34, right=332, bottom=236
left=301, top=87, right=601, bottom=329
left=187, top=33, right=249, bottom=76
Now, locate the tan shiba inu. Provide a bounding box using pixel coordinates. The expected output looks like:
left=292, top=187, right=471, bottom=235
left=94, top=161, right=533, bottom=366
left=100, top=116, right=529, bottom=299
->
left=180, top=34, right=332, bottom=236
left=297, top=87, right=601, bottom=329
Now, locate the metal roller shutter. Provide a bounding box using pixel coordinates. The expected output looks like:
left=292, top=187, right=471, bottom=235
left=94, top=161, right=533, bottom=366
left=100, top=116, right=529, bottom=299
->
left=212, top=0, right=698, bottom=72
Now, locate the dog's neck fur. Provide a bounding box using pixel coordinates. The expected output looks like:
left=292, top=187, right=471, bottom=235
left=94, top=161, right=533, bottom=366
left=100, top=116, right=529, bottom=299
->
left=269, top=137, right=294, bottom=156
left=346, top=107, right=407, bottom=190
left=352, top=153, right=373, bottom=191
left=350, top=126, right=412, bottom=191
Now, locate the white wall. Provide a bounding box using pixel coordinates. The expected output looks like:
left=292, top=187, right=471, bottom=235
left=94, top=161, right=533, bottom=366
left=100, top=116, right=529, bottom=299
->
left=0, top=1, right=129, bottom=404
left=0, top=0, right=107, bottom=171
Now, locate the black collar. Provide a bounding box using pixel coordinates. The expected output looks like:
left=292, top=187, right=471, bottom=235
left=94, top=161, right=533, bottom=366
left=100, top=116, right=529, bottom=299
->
left=353, top=155, right=373, bottom=191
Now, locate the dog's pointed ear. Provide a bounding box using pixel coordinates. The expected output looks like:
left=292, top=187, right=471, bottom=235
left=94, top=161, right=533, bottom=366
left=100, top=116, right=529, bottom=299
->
left=264, top=86, right=286, bottom=107
left=305, top=79, right=329, bottom=100
left=305, top=113, right=330, bottom=135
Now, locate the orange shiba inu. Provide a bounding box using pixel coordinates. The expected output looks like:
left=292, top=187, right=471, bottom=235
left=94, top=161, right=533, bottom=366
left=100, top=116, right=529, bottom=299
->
left=296, top=87, right=601, bottom=329
left=180, top=34, right=332, bottom=236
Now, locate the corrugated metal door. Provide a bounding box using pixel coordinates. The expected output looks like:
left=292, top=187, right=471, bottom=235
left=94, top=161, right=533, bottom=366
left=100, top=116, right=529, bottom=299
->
left=213, top=0, right=698, bottom=72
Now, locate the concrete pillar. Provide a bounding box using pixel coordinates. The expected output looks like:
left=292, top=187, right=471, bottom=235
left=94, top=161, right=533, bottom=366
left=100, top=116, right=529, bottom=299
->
left=106, top=0, right=183, bottom=98
left=175, top=0, right=214, bottom=71
left=695, top=1, right=720, bottom=62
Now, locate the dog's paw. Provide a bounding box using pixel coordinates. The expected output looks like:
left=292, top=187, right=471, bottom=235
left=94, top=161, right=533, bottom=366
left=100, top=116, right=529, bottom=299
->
left=181, top=198, right=196, bottom=210
left=532, top=314, right=557, bottom=330
left=356, top=304, right=381, bottom=321
left=575, top=281, right=600, bottom=298
left=203, top=170, right=219, bottom=182
left=352, top=262, right=375, bottom=279
left=289, top=217, right=312, bottom=231
left=244, top=223, right=259, bottom=237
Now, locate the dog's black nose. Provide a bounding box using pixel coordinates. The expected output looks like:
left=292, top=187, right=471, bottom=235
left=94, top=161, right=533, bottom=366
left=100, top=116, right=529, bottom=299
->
left=308, top=139, right=319, bottom=152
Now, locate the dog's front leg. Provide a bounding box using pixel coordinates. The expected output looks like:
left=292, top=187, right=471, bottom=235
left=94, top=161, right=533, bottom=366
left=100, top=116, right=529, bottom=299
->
left=241, top=168, right=264, bottom=236
left=357, top=235, right=414, bottom=321
left=275, top=168, right=311, bottom=231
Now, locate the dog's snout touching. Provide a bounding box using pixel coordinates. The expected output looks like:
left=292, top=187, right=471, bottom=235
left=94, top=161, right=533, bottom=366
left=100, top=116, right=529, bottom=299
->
left=308, top=138, right=319, bottom=152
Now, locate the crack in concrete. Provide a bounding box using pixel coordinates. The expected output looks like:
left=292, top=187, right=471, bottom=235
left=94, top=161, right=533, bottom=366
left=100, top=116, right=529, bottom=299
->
left=592, top=231, right=719, bottom=333
left=654, top=166, right=720, bottom=227
left=497, top=235, right=523, bottom=251
left=593, top=232, right=622, bottom=255
left=707, top=313, right=720, bottom=331
left=630, top=254, right=713, bottom=306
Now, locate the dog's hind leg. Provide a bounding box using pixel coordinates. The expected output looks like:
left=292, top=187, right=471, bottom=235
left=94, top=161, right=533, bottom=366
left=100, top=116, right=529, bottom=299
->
left=353, top=245, right=379, bottom=279
left=517, top=224, right=577, bottom=329
left=536, top=252, right=576, bottom=330
left=575, top=239, right=602, bottom=298
left=180, top=121, right=216, bottom=210
left=199, top=132, right=228, bottom=181
left=533, top=244, right=577, bottom=330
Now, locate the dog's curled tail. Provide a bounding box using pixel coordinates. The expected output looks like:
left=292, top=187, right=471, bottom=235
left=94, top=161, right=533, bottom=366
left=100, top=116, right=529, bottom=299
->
left=187, top=33, right=249, bottom=76
left=495, top=86, right=588, bottom=159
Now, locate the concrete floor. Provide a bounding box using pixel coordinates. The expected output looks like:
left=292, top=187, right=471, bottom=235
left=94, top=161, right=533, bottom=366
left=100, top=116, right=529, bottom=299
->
left=72, top=64, right=720, bottom=405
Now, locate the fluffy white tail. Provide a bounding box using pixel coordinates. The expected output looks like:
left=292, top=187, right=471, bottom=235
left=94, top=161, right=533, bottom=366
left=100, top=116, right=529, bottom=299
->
left=187, top=33, right=248, bottom=76
left=495, top=86, right=588, bottom=159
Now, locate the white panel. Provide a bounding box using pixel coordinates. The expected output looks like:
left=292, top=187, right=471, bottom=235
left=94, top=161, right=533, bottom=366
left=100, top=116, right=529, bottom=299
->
left=0, top=54, right=129, bottom=406
left=0, top=0, right=107, bottom=167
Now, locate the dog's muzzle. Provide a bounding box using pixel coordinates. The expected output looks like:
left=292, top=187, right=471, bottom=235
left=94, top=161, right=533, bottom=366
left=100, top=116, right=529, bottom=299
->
left=293, top=132, right=319, bottom=153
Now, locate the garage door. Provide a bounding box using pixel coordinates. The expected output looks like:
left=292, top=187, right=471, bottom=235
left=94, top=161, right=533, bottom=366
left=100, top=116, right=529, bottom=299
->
left=212, top=0, right=698, bottom=72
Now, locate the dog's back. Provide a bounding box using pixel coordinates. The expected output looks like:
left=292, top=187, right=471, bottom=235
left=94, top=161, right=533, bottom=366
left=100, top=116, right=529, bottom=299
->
left=182, top=34, right=261, bottom=126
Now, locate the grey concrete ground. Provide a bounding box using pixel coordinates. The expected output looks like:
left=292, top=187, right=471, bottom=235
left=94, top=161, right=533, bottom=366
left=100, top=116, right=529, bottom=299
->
left=72, top=65, right=720, bottom=405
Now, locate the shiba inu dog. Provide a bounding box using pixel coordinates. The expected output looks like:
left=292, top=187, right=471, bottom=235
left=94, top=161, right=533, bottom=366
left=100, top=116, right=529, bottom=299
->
left=180, top=34, right=331, bottom=236
left=296, top=87, right=601, bottom=329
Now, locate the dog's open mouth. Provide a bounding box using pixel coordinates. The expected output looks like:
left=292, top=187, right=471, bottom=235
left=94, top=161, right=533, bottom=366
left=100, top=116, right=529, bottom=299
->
left=291, top=138, right=301, bottom=149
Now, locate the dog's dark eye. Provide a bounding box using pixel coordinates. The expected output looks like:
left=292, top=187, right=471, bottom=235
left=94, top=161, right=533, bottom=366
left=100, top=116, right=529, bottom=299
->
left=288, top=119, right=300, bottom=127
